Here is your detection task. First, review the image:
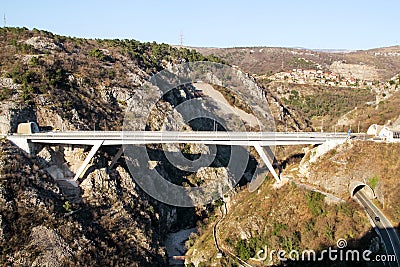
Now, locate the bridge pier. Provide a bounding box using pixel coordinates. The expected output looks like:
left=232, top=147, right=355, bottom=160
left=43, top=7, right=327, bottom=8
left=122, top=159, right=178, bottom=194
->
left=7, top=136, right=35, bottom=154
left=73, top=140, right=104, bottom=181
left=109, top=146, right=124, bottom=169
left=252, top=143, right=281, bottom=183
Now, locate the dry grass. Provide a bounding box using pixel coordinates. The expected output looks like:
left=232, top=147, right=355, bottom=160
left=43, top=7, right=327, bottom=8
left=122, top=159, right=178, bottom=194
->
left=308, top=141, right=400, bottom=224
left=187, top=177, right=371, bottom=265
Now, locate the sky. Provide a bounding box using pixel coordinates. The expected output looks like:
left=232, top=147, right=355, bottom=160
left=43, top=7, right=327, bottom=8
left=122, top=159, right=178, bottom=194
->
left=2, top=0, right=400, bottom=50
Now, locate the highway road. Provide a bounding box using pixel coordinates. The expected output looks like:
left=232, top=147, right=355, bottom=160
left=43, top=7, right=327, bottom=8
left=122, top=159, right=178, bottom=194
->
left=9, top=131, right=348, bottom=146
left=355, top=190, right=400, bottom=267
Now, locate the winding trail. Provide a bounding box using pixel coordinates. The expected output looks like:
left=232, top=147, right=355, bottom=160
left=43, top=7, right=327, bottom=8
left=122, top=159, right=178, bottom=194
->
left=213, top=202, right=254, bottom=267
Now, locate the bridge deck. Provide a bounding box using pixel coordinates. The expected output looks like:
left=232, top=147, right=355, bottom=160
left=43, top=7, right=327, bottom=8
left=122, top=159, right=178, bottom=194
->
left=10, top=131, right=349, bottom=146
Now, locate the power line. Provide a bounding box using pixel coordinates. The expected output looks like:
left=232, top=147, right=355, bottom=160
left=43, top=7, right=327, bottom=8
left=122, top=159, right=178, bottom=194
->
left=179, top=32, right=184, bottom=46
left=3, top=14, right=6, bottom=27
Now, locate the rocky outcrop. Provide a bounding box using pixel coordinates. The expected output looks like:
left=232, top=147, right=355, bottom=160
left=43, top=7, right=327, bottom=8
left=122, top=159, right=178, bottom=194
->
left=25, top=36, right=63, bottom=52
left=264, top=86, right=313, bottom=131
left=0, top=101, right=37, bottom=134
left=329, top=61, right=378, bottom=80
left=298, top=140, right=353, bottom=196
left=36, top=106, right=79, bottom=131
left=0, top=139, right=168, bottom=266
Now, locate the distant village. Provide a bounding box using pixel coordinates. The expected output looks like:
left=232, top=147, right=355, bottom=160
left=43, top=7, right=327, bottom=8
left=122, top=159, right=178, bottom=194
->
left=264, top=68, right=399, bottom=92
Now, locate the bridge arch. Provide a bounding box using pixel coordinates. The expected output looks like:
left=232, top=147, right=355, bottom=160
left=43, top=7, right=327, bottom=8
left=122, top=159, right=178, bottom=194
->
left=349, top=181, right=375, bottom=199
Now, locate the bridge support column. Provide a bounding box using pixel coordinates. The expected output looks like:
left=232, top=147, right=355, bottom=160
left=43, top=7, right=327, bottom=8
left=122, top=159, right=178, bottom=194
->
left=253, top=143, right=281, bottom=183
left=7, top=136, right=34, bottom=155
left=73, top=140, right=104, bottom=181
left=109, top=146, right=123, bottom=170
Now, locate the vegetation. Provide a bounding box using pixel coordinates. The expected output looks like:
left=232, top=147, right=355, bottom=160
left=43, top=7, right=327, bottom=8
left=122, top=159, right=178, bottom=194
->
left=309, top=141, right=400, bottom=224
left=88, top=48, right=113, bottom=62
left=368, top=175, right=379, bottom=190
left=234, top=237, right=265, bottom=261
left=2, top=26, right=400, bottom=267
left=334, top=90, right=400, bottom=132
left=282, top=85, right=374, bottom=119
left=62, top=201, right=72, bottom=212
left=186, top=178, right=371, bottom=265
left=259, top=83, right=376, bottom=131
left=289, top=57, right=317, bottom=70
left=0, top=139, right=171, bottom=265
left=305, top=191, right=326, bottom=216
left=196, top=46, right=400, bottom=80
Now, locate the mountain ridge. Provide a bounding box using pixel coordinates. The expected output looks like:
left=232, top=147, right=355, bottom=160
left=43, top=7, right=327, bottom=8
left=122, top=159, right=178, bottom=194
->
left=193, top=45, right=400, bottom=80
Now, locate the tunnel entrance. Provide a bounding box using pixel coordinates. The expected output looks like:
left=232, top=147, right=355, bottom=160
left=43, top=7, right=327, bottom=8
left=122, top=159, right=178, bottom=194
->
left=353, top=184, right=366, bottom=196
left=349, top=181, right=375, bottom=199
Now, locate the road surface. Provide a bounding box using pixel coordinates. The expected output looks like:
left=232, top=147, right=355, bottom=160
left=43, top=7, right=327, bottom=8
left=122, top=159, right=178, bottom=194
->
left=9, top=131, right=348, bottom=146
left=355, top=190, right=400, bottom=267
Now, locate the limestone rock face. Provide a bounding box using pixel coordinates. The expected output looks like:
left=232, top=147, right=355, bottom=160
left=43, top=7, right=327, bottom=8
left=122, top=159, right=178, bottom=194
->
left=297, top=140, right=399, bottom=209
left=330, top=61, right=379, bottom=80
left=25, top=36, right=62, bottom=52
left=298, top=140, right=351, bottom=196
left=36, top=106, right=80, bottom=131
left=0, top=139, right=169, bottom=265
left=0, top=102, right=36, bottom=134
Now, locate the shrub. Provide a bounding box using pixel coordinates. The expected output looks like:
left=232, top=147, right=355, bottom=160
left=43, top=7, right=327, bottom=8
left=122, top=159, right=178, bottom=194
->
left=88, top=48, right=113, bottom=62
left=0, top=87, right=13, bottom=101
left=234, top=239, right=253, bottom=260
left=368, top=176, right=379, bottom=190
left=234, top=237, right=265, bottom=261
left=305, top=191, right=326, bottom=216
left=29, top=56, right=40, bottom=66
left=63, top=201, right=72, bottom=212
left=272, top=221, right=288, bottom=236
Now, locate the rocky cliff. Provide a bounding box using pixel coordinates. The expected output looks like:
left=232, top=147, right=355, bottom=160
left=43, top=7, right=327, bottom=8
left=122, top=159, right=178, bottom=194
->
left=0, top=139, right=170, bottom=265
left=0, top=27, right=227, bottom=266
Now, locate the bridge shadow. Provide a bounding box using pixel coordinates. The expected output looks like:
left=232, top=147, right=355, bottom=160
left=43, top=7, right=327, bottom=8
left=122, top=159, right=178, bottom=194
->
left=279, top=152, right=305, bottom=173
left=91, top=146, right=207, bottom=231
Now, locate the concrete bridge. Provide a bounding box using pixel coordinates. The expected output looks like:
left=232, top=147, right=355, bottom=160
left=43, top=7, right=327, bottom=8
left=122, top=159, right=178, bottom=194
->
left=7, top=131, right=348, bottom=182
left=7, top=130, right=400, bottom=263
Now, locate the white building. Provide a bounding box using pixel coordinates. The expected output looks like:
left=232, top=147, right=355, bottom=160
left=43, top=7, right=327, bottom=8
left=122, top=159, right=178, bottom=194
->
left=367, top=124, right=400, bottom=142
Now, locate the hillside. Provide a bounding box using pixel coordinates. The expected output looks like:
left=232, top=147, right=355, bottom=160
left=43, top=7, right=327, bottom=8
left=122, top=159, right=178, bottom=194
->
left=290, top=141, right=400, bottom=224
left=0, top=27, right=311, bottom=135
left=195, top=46, right=400, bottom=132
left=0, top=139, right=167, bottom=265
left=195, top=46, right=400, bottom=80
left=0, top=27, right=229, bottom=266
left=186, top=140, right=400, bottom=266
left=186, top=178, right=372, bottom=266
left=0, top=27, right=222, bottom=133
left=262, top=81, right=400, bottom=133
left=0, top=27, right=310, bottom=266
